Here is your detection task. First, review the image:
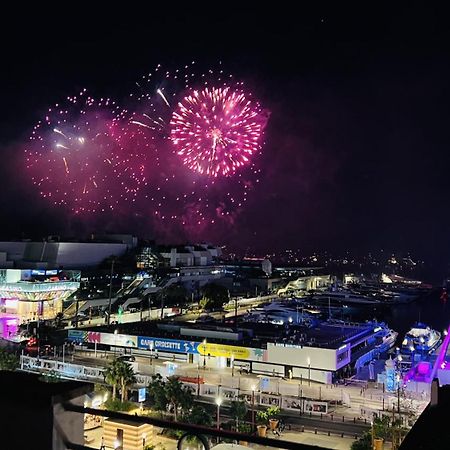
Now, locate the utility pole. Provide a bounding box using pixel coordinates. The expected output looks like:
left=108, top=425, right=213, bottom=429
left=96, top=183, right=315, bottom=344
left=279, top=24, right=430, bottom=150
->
left=107, top=257, right=115, bottom=326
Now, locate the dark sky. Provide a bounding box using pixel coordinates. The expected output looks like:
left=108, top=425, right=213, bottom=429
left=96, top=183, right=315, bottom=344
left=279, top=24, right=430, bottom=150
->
left=1, top=5, right=449, bottom=271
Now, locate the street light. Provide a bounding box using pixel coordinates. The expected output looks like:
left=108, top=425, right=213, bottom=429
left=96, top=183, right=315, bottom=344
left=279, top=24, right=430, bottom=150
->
left=307, top=357, right=311, bottom=386
left=251, top=384, right=256, bottom=430
left=149, top=341, right=154, bottom=366
left=396, top=374, right=401, bottom=414
left=202, top=339, right=207, bottom=369
left=114, top=329, right=118, bottom=357
left=216, top=396, right=222, bottom=430
left=107, top=257, right=115, bottom=326
left=371, top=421, right=374, bottom=450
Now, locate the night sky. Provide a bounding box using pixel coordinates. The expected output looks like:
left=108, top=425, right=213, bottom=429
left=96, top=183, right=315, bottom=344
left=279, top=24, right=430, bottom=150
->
left=1, top=5, right=449, bottom=272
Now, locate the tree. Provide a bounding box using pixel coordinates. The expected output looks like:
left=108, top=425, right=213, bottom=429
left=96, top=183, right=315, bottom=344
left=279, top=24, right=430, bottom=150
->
left=229, top=398, right=247, bottom=430
left=0, top=349, right=19, bottom=371
left=148, top=374, right=168, bottom=411
left=165, top=376, right=193, bottom=421
left=200, top=283, right=228, bottom=311
left=351, top=431, right=372, bottom=450
left=185, top=405, right=213, bottom=427
left=104, top=358, right=136, bottom=401
left=147, top=375, right=193, bottom=421
left=117, top=361, right=136, bottom=402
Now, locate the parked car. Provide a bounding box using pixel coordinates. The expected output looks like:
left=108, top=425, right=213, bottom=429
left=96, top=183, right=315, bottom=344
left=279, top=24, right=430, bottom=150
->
left=117, top=354, right=136, bottom=362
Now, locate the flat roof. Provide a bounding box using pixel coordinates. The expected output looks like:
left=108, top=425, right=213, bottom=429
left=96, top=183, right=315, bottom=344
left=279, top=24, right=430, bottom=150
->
left=80, top=318, right=377, bottom=350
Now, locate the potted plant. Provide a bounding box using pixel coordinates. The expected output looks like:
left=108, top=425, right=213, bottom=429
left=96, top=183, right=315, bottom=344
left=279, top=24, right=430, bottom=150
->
left=256, top=410, right=268, bottom=437
left=266, top=406, right=280, bottom=431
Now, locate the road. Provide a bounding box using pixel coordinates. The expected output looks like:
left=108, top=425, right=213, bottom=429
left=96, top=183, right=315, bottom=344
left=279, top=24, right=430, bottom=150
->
left=59, top=349, right=412, bottom=430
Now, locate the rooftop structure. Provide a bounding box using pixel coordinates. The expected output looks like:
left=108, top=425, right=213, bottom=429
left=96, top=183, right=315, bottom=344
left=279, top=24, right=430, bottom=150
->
left=69, top=317, right=389, bottom=383
left=0, top=234, right=137, bottom=269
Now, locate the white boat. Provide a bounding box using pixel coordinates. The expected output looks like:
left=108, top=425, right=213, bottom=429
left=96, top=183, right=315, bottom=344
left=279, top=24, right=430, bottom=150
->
left=381, top=329, right=398, bottom=348
left=309, top=290, right=383, bottom=306
left=401, top=323, right=441, bottom=353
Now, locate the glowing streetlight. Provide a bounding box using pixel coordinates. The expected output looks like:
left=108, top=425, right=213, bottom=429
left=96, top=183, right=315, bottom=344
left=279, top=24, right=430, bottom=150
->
left=216, top=396, right=223, bottom=429
left=251, top=384, right=256, bottom=429
left=307, top=356, right=311, bottom=386
left=202, top=338, right=207, bottom=369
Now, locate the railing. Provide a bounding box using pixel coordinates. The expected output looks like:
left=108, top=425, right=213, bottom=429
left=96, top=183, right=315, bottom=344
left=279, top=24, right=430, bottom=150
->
left=61, top=403, right=328, bottom=450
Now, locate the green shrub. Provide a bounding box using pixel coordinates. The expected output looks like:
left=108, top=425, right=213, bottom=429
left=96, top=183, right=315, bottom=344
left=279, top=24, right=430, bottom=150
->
left=104, top=398, right=135, bottom=412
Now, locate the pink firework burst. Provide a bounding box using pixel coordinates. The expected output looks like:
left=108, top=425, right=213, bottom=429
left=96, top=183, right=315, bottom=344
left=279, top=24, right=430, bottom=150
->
left=25, top=90, right=146, bottom=214
left=170, top=86, right=265, bottom=177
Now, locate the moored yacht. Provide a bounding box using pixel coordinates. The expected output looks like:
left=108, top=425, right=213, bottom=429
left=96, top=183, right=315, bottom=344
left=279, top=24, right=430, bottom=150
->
left=401, top=323, right=441, bottom=353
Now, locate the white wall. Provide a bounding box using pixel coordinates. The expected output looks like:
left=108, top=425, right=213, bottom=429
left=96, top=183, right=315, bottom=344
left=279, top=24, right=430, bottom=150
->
left=267, top=343, right=339, bottom=371
left=252, top=362, right=284, bottom=377
left=292, top=367, right=332, bottom=384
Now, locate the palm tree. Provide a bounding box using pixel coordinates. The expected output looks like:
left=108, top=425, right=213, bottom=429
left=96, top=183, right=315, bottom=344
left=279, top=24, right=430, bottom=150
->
left=104, top=360, right=120, bottom=400
left=104, top=359, right=136, bottom=401
left=117, top=361, right=136, bottom=402
left=165, top=376, right=193, bottom=421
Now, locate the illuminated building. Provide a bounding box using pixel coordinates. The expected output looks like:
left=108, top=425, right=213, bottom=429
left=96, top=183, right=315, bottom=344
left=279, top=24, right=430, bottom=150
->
left=0, top=269, right=80, bottom=321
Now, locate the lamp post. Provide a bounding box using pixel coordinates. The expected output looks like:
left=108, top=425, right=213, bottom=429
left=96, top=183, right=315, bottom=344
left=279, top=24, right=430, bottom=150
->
left=114, top=329, right=118, bottom=357
left=371, top=421, right=374, bottom=450
left=197, top=361, right=200, bottom=396
left=202, top=338, right=207, bottom=369
left=251, top=385, right=256, bottom=430
left=107, top=257, right=115, bottom=326
left=216, top=397, right=222, bottom=430
left=149, top=341, right=154, bottom=365
left=231, top=354, right=235, bottom=377
left=307, top=357, right=311, bottom=386
left=397, top=374, right=401, bottom=414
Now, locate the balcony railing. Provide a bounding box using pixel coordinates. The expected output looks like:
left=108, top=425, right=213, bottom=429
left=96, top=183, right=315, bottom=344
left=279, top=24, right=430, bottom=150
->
left=61, top=403, right=329, bottom=450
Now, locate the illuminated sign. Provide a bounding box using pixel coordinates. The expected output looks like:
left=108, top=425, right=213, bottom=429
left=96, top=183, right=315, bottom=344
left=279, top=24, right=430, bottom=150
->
left=31, top=270, right=46, bottom=276
left=68, top=329, right=263, bottom=361
left=68, top=330, right=87, bottom=343
left=138, top=388, right=146, bottom=402
left=137, top=336, right=199, bottom=354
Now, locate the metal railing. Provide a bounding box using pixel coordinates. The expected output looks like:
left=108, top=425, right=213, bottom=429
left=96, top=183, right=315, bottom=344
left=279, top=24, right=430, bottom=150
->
left=62, top=403, right=328, bottom=450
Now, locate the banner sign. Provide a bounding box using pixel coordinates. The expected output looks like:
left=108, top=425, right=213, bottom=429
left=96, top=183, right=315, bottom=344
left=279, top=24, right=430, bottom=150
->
left=68, top=329, right=264, bottom=361
left=67, top=329, right=86, bottom=343
left=137, top=336, right=199, bottom=354
left=68, top=330, right=137, bottom=347
left=100, top=333, right=137, bottom=347
left=198, top=342, right=250, bottom=359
